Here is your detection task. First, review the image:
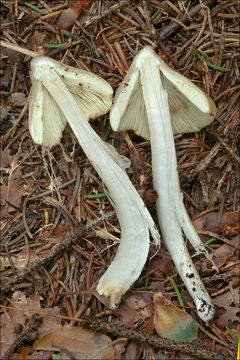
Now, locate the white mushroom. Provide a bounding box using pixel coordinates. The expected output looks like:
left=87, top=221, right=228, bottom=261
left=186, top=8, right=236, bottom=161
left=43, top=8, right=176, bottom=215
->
left=110, top=46, right=217, bottom=323
left=29, top=56, right=160, bottom=308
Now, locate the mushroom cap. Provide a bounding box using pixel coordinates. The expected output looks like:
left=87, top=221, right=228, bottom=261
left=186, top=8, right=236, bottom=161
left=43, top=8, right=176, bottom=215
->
left=29, top=56, right=113, bottom=147
left=110, top=46, right=216, bottom=139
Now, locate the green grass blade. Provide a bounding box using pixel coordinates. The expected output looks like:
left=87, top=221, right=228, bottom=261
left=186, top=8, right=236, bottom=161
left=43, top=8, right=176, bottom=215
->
left=24, top=2, right=42, bottom=14
left=169, top=277, right=186, bottom=312
left=196, top=51, right=231, bottom=72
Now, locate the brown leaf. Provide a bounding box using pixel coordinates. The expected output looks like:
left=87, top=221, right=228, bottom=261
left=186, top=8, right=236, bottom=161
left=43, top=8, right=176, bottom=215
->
left=10, top=349, right=52, bottom=360
left=10, top=346, right=30, bottom=360
left=193, top=211, right=239, bottom=235
left=213, top=286, right=239, bottom=307
left=1, top=178, right=24, bottom=216
left=32, top=31, right=46, bottom=55
left=0, top=295, right=62, bottom=357
left=116, top=293, right=154, bottom=332
left=113, top=340, right=127, bottom=359
left=220, top=222, right=240, bottom=237
left=211, top=244, right=235, bottom=269
left=215, top=307, right=239, bottom=329
left=210, top=235, right=239, bottom=269
left=229, top=264, right=240, bottom=288
left=125, top=342, right=143, bottom=360
left=150, top=248, right=172, bottom=277
left=0, top=297, right=42, bottom=356
left=1, top=165, right=26, bottom=216
left=6, top=48, right=20, bottom=63
left=13, top=296, right=63, bottom=339
left=0, top=304, right=26, bottom=356
left=0, top=149, right=12, bottom=169
left=33, top=327, right=115, bottom=359
left=10, top=92, right=27, bottom=106
left=0, top=102, right=11, bottom=120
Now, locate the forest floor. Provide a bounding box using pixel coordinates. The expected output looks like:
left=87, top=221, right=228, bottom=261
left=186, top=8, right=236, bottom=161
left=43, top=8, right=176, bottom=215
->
left=0, top=1, right=239, bottom=359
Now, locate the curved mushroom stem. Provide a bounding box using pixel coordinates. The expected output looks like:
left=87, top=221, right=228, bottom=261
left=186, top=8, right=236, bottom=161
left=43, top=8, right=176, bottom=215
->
left=140, top=57, right=214, bottom=323
left=31, top=58, right=160, bottom=307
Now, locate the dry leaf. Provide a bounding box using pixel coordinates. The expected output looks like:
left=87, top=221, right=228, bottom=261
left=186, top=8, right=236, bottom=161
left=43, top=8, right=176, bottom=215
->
left=113, top=340, right=127, bottom=359
left=193, top=211, right=239, bottom=235
left=211, top=241, right=236, bottom=269
left=220, top=222, right=240, bottom=236
left=213, top=287, right=239, bottom=328
left=1, top=178, right=24, bottom=215
left=215, top=307, right=239, bottom=329
left=229, top=264, right=240, bottom=288
left=34, top=327, right=115, bottom=359
left=153, top=292, right=198, bottom=342
left=0, top=296, right=41, bottom=355
left=32, top=31, right=46, bottom=55
left=0, top=295, right=62, bottom=357
left=213, top=287, right=239, bottom=307
left=1, top=165, right=25, bottom=216
left=0, top=149, right=12, bottom=169
left=0, top=304, right=27, bottom=356
left=10, top=92, right=27, bottom=106
left=150, top=248, right=172, bottom=277
left=125, top=342, right=143, bottom=360
left=116, top=293, right=154, bottom=331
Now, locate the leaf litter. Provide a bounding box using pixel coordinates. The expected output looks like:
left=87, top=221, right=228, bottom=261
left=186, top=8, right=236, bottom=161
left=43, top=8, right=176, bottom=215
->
left=0, top=0, right=239, bottom=359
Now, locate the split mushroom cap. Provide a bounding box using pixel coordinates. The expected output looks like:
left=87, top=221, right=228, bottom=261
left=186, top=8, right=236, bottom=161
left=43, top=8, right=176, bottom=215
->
left=110, top=46, right=216, bottom=139
left=29, top=56, right=113, bottom=147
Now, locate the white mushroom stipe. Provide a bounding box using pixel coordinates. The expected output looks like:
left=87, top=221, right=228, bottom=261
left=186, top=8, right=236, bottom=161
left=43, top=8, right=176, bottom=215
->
left=110, top=46, right=217, bottom=323
left=29, top=56, right=161, bottom=308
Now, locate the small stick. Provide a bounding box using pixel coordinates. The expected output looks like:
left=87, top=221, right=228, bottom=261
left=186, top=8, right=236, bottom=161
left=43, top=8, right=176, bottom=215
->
left=84, top=1, right=130, bottom=26
left=2, top=96, right=30, bottom=148
left=207, top=130, right=240, bottom=164
left=86, top=249, right=96, bottom=290
left=1, top=212, right=115, bottom=295
left=159, top=0, right=217, bottom=40
left=22, top=190, right=35, bottom=239
left=84, top=317, right=229, bottom=360
left=197, top=230, right=238, bottom=249
left=0, top=40, right=39, bottom=57
left=195, top=142, right=221, bottom=173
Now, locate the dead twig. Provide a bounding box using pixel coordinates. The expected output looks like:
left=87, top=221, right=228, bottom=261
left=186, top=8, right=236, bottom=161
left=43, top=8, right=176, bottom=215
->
left=0, top=40, right=39, bottom=57
left=84, top=1, right=130, bottom=27
left=1, top=212, right=115, bottom=295
left=208, top=130, right=240, bottom=164
left=84, top=317, right=230, bottom=360
left=159, top=0, right=217, bottom=40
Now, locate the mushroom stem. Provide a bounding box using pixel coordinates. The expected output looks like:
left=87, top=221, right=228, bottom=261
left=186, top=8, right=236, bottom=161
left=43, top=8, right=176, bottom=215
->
left=31, top=59, right=160, bottom=307
left=181, top=206, right=217, bottom=267
left=140, top=58, right=214, bottom=323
